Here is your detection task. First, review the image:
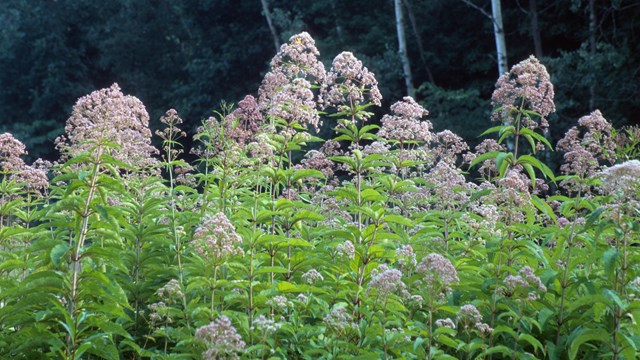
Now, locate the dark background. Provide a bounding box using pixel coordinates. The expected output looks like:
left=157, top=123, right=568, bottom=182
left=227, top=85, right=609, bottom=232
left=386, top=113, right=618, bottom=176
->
left=1, top=0, right=639, bottom=161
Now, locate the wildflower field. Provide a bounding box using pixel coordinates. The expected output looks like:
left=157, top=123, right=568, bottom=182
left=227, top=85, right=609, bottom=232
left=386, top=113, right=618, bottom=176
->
left=2, top=32, right=640, bottom=359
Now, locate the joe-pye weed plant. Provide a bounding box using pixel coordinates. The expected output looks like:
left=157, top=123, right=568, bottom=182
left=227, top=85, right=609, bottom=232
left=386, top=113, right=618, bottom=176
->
left=0, top=32, right=639, bottom=359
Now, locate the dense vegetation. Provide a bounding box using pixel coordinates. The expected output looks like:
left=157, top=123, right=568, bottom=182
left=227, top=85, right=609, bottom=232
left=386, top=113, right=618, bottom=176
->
left=1, top=32, right=640, bottom=359
left=1, top=0, right=640, bottom=164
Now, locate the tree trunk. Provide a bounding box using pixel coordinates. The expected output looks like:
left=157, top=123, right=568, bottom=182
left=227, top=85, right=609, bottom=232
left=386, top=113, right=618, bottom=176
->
left=491, top=0, right=508, bottom=76
left=529, top=0, right=543, bottom=58
left=395, top=0, right=415, bottom=97
left=588, top=0, right=596, bottom=110
left=260, top=0, right=280, bottom=53
left=402, top=0, right=435, bottom=84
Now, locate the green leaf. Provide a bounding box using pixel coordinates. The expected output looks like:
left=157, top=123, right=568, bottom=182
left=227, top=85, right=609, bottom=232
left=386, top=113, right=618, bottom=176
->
left=522, top=162, right=537, bottom=187
left=603, top=248, right=619, bottom=278
left=531, top=194, right=557, bottom=223
left=492, top=325, right=517, bottom=339
left=434, top=334, right=459, bottom=348
left=292, top=169, right=325, bottom=183
left=361, top=188, right=385, bottom=202
left=277, top=281, right=297, bottom=292
left=480, top=125, right=508, bottom=136
left=256, top=266, right=289, bottom=274
left=469, top=151, right=501, bottom=169
left=50, top=243, right=70, bottom=267
left=292, top=210, right=324, bottom=225
left=286, top=238, right=314, bottom=247
left=519, top=333, right=545, bottom=355
left=518, top=154, right=555, bottom=181
left=481, top=345, right=512, bottom=357
left=382, top=214, right=414, bottom=227
left=569, top=328, right=610, bottom=360
left=496, top=152, right=512, bottom=177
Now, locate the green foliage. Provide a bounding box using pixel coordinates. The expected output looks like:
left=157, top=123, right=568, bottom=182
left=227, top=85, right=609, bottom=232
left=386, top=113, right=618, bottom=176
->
left=2, top=30, right=640, bottom=360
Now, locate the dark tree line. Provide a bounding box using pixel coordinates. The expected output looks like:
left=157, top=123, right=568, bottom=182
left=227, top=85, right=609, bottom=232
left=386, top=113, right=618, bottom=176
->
left=1, top=0, right=639, bottom=161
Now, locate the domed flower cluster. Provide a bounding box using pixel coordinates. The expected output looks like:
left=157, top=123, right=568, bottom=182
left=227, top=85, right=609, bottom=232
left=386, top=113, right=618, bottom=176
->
left=192, top=212, right=244, bottom=263
left=321, top=51, right=382, bottom=123
left=491, top=55, right=555, bottom=130
left=0, top=133, right=50, bottom=196
left=55, top=83, right=158, bottom=169
left=195, top=316, right=246, bottom=360
left=378, top=97, right=432, bottom=144
left=258, top=32, right=325, bottom=134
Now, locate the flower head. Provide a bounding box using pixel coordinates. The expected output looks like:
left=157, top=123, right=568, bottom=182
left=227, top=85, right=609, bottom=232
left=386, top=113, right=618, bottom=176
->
left=599, top=160, right=640, bottom=199
left=324, top=306, right=356, bottom=333
left=252, top=314, right=281, bottom=334
left=0, top=133, right=27, bottom=171
left=435, top=318, right=456, bottom=329
left=258, top=32, right=325, bottom=134
left=557, top=110, right=616, bottom=188
left=224, top=95, right=264, bottom=146
left=492, top=55, right=555, bottom=129
left=195, top=316, right=246, bottom=360
left=431, top=130, right=469, bottom=164
left=56, top=83, right=158, bottom=169
left=378, top=97, right=432, bottom=143
left=302, top=269, right=324, bottom=284
left=336, top=240, right=355, bottom=259
left=192, top=212, right=244, bottom=262
left=501, top=266, right=547, bottom=299
left=268, top=295, right=292, bottom=312
left=156, top=279, right=184, bottom=304
left=457, top=304, right=493, bottom=335
left=269, top=32, right=325, bottom=81
left=416, top=253, right=459, bottom=293
left=368, top=264, right=408, bottom=301
left=395, top=245, right=417, bottom=268
left=321, top=51, right=382, bottom=122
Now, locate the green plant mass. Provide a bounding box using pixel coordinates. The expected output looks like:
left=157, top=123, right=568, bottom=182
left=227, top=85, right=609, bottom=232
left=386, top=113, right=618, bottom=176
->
left=2, top=31, right=640, bottom=360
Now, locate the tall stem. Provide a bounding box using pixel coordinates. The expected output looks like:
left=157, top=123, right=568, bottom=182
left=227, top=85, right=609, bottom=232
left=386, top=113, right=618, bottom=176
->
left=556, top=218, right=577, bottom=345
left=211, top=265, right=218, bottom=316
left=165, top=132, right=190, bottom=328
left=69, top=146, right=103, bottom=357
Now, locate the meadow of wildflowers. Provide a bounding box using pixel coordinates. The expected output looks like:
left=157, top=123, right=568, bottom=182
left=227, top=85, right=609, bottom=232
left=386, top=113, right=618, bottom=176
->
left=1, top=32, right=640, bottom=360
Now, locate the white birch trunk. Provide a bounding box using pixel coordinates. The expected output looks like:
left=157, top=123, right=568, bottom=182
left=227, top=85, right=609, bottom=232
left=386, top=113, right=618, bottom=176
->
left=491, top=0, right=508, bottom=76
left=395, top=0, right=415, bottom=98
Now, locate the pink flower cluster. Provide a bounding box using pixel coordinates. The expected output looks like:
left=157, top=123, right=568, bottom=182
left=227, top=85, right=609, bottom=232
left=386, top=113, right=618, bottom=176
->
left=368, top=263, right=408, bottom=301
left=321, top=51, right=382, bottom=122
left=224, top=95, right=264, bottom=146
left=195, top=316, right=246, bottom=360
left=156, top=279, right=184, bottom=303
left=491, top=55, right=555, bottom=129
left=324, top=306, right=356, bottom=332
left=395, top=245, right=417, bottom=268
left=378, top=97, right=432, bottom=143
left=301, top=269, right=324, bottom=284
left=456, top=304, right=493, bottom=336
left=557, top=110, right=616, bottom=182
left=258, top=32, right=325, bottom=134
left=252, top=314, right=280, bottom=334
left=416, top=253, right=459, bottom=294
left=336, top=240, right=355, bottom=259
left=56, top=83, right=158, bottom=169
left=192, top=212, right=244, bottom=262
left=502, top=266, right=547, bottom=300
left=0, top=133, right=50, bottom=196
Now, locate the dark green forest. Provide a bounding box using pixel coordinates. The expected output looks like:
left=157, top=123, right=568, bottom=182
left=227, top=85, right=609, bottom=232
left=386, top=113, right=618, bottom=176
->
left=1, top=0, right=639, bottom=162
